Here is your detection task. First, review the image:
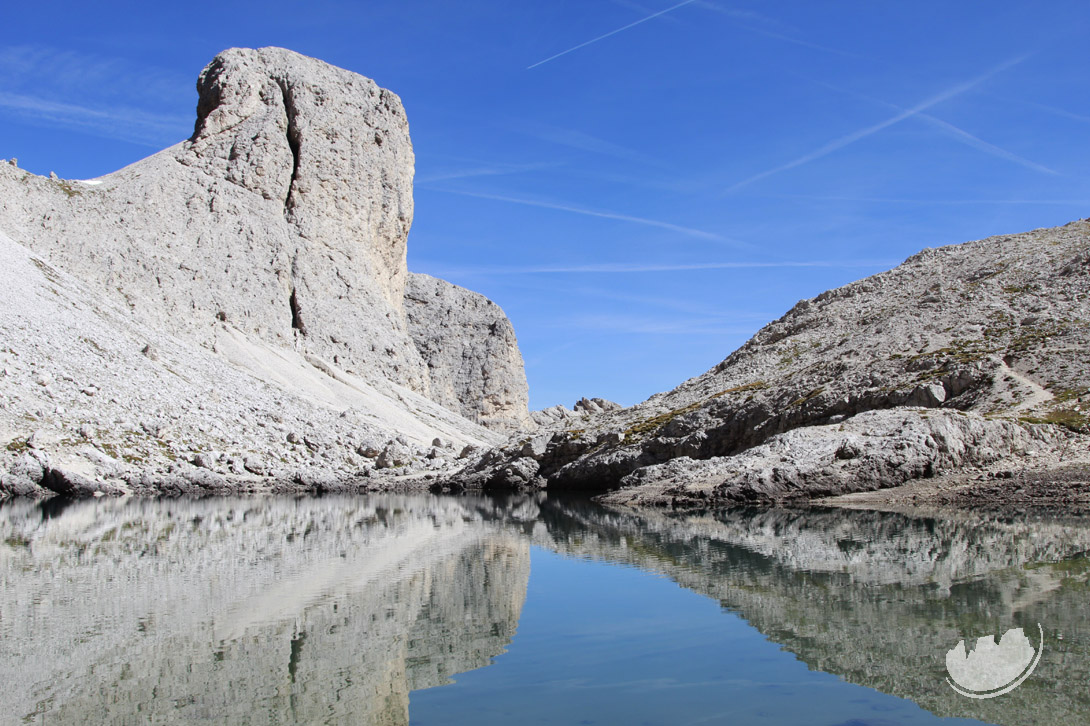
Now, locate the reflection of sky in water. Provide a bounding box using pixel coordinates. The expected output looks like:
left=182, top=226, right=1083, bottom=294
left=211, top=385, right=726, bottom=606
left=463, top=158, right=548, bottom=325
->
left=411, top=547, right=983, bottom=726
left=3, top=495, right=1089, bottom=725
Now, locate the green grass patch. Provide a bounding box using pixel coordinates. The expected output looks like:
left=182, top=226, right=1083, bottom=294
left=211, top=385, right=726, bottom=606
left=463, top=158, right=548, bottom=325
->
left=624, top=401, right=703, bottom=443
left=789, top=387, right=826, bottom=408
left=712, top=381, right=767, bottom=397
left=52, top=179, right=82, bottom=198
left=1019, top=408, right=1088, bottom=433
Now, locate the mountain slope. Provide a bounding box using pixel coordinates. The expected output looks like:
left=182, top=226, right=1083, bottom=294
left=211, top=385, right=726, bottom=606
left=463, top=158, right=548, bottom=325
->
left=453, top=219, right=1090, bottom=503
left=0, top=227, right=503, bottom=498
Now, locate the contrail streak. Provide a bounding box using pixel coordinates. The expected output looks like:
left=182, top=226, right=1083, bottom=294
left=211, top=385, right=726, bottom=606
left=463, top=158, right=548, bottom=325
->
left=430, top=187, right=731, bottom=243
left=812, top=79, right=1057, bottom=175
left=724, top=54, right=1031, bottom=193
left=422, top=259, right=897, bottom=275
left=528, top=0, right=698, bottom=69
left=916, top=114, right=1057, bottom=175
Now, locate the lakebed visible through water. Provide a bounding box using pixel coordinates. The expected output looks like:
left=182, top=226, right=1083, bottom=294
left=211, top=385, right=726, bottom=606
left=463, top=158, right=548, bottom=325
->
left=2, top=494, right=1088, bottom=725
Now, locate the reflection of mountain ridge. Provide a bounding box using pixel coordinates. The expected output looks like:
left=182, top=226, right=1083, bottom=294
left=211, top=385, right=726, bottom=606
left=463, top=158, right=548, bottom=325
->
left=0, top=496, right=530, bottom=725
left=532, top=499, right=1090, bottom=726
left=5, top=495, right=1090, bottom=725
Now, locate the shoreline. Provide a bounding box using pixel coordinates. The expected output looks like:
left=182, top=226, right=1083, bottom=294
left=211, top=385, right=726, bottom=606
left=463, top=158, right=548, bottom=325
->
left=5, top=449, right=1089, bottom=511
left=819, top=455, right=1090, bottom=510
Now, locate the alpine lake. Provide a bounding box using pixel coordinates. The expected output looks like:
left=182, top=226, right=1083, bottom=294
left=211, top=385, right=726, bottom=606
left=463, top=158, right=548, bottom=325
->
left=2, top=494, right=1088, bottom=725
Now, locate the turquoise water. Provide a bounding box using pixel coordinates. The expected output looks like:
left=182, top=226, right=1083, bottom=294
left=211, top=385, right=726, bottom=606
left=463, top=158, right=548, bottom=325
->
left=2, top=495, right=1087, bottom=725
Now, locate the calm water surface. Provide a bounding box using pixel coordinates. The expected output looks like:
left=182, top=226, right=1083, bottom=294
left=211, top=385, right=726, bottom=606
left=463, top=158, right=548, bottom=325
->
left=2, top=495, right=1088, bottom=725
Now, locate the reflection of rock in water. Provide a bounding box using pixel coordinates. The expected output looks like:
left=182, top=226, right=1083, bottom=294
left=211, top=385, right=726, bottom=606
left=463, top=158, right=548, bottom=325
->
left=534, top=500, right=1090, bottom=726
left=0, top=496, right=529, bottom=725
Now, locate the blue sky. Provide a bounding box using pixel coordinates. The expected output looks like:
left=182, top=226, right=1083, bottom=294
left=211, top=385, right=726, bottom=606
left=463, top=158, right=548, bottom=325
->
left=3, top=2, right=1089, bottom=410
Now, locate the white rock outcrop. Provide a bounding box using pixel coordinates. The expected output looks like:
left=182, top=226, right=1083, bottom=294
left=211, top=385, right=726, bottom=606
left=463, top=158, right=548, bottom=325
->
left=0, top=47, right=529, bottom=432
left=0, top=47, right=534, bottom=497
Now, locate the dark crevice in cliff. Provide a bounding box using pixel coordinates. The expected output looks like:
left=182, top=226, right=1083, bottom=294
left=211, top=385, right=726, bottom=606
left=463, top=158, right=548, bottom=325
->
left=277, top=80, right=302, bottom=218
left=190, top=57, right=226, bottom=141
left=290, top=287, right=306, bottom=336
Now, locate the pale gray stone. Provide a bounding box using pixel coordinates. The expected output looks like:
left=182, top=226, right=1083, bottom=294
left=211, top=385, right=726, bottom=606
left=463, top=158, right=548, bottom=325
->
left=405, top=273, right=531, bottom=433
left=449, top=219, right=1090, bottom=500
left=375, top=443, right=412, bottom=469
left=0, top=47, right=527, bottom=498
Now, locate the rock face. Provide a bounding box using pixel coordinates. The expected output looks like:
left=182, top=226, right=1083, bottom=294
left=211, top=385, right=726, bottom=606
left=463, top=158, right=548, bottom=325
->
left=0, top=228, right=501, bottom=498
left=453, top=219, right=1090, bottom=502
left=405, top=273, right=532, bottom=433
left=530, top=397, right=623, bottom=428
left=0, top=47, right=529, bottom=432
left=0, top=47, right=537, bottom=497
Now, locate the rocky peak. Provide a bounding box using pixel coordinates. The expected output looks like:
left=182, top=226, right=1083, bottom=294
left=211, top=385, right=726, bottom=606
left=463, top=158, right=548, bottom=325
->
left=186, top=47, right=413, bottom=310
left=0, top=47, right=531, bottom=436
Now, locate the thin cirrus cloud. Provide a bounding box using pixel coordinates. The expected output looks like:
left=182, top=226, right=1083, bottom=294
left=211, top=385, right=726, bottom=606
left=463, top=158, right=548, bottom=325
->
left=559, top=285, right=773, bottom=320
left=0, top=91, right=189, bottom=147
left=0, top=45, right=189, bottom=104
left=493, top=275, right=775, bottom=319
left=723, top=54, right=1032, bottom=194
left=695, top=1, right=862, bottom=59
left=773, top=194, right=1090, bottom=206
left=420, top=258, right=897, bottom=277
left=988, top=94, right=1090, bottom=123
left=415, top=161, right=562, bottom=184
left=527, top=0, right=699, bottom=69
left=425, top=187, right=736, bottom=244
left=515, top=121, right=656, bottom=165
left=563, top=312, right=761, bottom=335
left=0, top=45, right=192, bottom=147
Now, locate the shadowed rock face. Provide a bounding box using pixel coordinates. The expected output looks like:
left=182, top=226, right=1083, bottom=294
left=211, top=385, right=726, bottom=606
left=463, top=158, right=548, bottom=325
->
left=405, top=273, right=533, bottom=434
left=533, top=499, right=1090, bottom=725
left=0, top=496, right=529, bottom=725
left=0, top=47, right=529, bottom=433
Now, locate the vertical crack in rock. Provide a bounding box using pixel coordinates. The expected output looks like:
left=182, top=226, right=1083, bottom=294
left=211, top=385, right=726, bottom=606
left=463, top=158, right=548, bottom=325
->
left=289, top=287, right=306, bottom=336
left=277, top=79, right=302, bottom=219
